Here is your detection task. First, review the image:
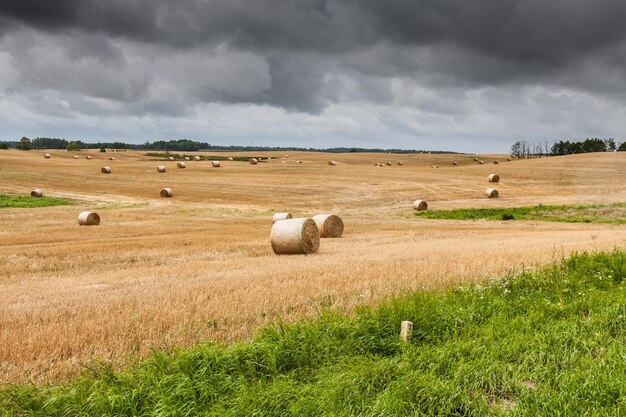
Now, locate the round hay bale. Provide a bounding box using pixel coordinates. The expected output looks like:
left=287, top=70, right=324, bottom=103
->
left=108, top=157, right=115, bottom=161
left=284, top=155, right=289, bottom=158
left=328, top=160, right=337, bottom=166
left=160, top=188, right=172, bottom=198
left=453, top=161, right=458, bottom=165
left=212, top=161, right=221, bottom=168
left=228, top=156, right=234, bottom=161
left=398, top=161, right=403, bottom=166
left=194, top=156, right=201, bottom=161
left=432, top=165, right=438, bottom=168
left=86, top=156, right=92, bottom=160
left=312, top=214, right=344, bottom=238
left=249, top=158, right=258, bottom=165
left=157, top=165, right=166, bottom=173
left=493, top=160, right=499, bottom=165
left=73, top=155, right=80, bottom=159
left=386, top=162, right=392, bottom=166
left=272, top=212, right=293, bottom=223
left=486, top=188, right=499, bottom=199
left=177, top=162, right=186, bottom=168
left=168, top=157, right=174, bottom=161
left=488, top=174, right=500, bottom=183
left=31, top=189, right=43, bottom=197
left=473, top=157, right=479, bottom=161
left=101, top=166, right=111, bottom=174
left=78, top=211, right=100, bottom=226
left=479, top=160, right=485, bottom=165
left=297, top=160, right=303, bottom=164
left=413, top=199, right=428, bottom=211
left=44, top=153, right=51, bottom=159
left=184, top=156, right=190, bottom=161
left=270, top=218, right=320, bottom=255
left=507, top=157, right=512, bottom=161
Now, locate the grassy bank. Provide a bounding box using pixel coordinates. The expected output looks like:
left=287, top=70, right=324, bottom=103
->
left=0, top=194, right=71, bottom=209
left=415, top=202, right=626, bottom=224
left=2, top=251, right=626, bottom=415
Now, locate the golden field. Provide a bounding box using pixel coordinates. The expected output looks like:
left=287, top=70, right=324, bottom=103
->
left=1, top=149, right=625, bottom=384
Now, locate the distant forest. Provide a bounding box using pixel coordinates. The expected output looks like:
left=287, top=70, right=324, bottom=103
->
left=0, top=137, right=459, bottom=154
left=511, top=138, right=625, bottom=158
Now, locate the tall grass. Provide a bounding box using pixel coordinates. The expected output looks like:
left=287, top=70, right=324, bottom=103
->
left=2, top=250, right=626, bottom=416
left=415, top=202, right=626, bottom=224
left=0, top=195, right=71, bottom=209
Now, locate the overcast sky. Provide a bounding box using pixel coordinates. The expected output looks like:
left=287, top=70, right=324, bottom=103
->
left=1, top=1, right=626, bottom=152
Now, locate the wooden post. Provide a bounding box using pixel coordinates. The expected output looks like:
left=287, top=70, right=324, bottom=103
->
left=400, top=321, right=413, bottom=342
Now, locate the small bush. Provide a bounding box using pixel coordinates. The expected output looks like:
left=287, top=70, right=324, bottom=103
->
left=502, top=213, right=515, bottom=220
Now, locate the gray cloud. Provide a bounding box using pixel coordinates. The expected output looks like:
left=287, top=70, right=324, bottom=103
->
left=0, top=1, right=625, bottom=149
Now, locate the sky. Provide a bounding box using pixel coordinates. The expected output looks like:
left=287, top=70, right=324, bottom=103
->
left=1, top=1, right=626, bottom=152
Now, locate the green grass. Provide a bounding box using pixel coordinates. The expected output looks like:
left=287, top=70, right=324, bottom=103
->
left=415, top=202, right=626, bottom=224
left=0, top=194, right=72, bottom=209
left=3, top=250, right=626, bottom=415
left=143, top=153, right=273, bottom=162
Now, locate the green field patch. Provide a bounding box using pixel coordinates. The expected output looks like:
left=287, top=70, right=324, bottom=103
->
left=3, top=250, right=626, bottom=415
left=0, top=194, right=72, bottom=209
left=144, top=152, right=273, bottom=162
left=415, top=202, right=626, bottom=224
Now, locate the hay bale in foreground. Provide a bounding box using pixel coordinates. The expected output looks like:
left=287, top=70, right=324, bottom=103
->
left=486, top=188, right=499, bottom=199
left=78, top=211, right=100, bottom=226
left=101, top=166, right=111, bottom=174
left=31, top=189, right=43, bottom=197
left=312, top=214, right=344, bottom=238
left=479, top=160, right=485, bottom=165
left=73, top=155, right=80, bottom=159
left=194, top=156, right=201, bottom=161
left=249, top=158, right=258, bottom=165
left=160, top=188, right=172, bottom=198
left=328, top=160, right=337, bottom=166
left=44, top=153, right=51, bottom=159
left=157, top=165, right=166, bottom=172
left=86, top=156, right=92, bottom=160
left=474, top=157, right=479, bottom=161
left=272, top=212, right=293, bottom=223
left=413, top=199, right=428, bottom=211
left=212, top=161, right=221, bottom=168
left=270, top=218, right=320, bottom=255
left=177, top=162, right=186, bottom=168
left=228, top=156, right=234, bottom=161
left=488, top=174, right=500, bottom=183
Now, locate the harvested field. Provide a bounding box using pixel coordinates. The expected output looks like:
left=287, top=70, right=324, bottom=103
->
left=0, top=150, right=625, bottom=384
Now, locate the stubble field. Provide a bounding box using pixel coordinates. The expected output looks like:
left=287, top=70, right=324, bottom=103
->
left=1, top=149, right=625, bottom=384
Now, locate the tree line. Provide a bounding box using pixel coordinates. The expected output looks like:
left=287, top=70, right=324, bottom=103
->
left=511, top=138, right=625, bottom=158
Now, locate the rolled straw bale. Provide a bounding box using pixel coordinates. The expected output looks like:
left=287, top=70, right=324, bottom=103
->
left=413, top=199, right=428, bottom=211
left=298, top=160, right=303, bottom=164
left=249, top=158, right=258, bottom=165
left=432, top=165, right=438, bottom=168
left=168, top=157, right=174, bottom=161
left=453, top=161, right=458, bottom=165
left=312, top=214, right=344, bottom=238
left=31, top=189, right=43, bottom=197
left=160, top=188, right=172, bottom=198
left=212, top=161, right=221, bottom=167
left=488, top=174, right=500, bottom=183
left=78, top=211, right=100, bottom=226
left=270, top=218, right=320, bottom=255
left=398, top=161, right=403, bottom=166
left=177, top=162, right=186, bottom=168
left=108, top=157, right=115, bottom=161
left=272, top=212, right=293, bottom=223
left=194, top=156, right=201, bottom=161
left=157, top=165, right=166, bottom=172
left=73, top=155, right=80, bottom=159
left=387, top=162, right=392, bottom=166
left=184, top=156, right=190, bottom=161
left=328, top=160, right=337, bottom=166
left=479, top=160, right=485, bottom=165
left=284, top=155, right=289, bottom=158
left=86, top=156, right=92, bottom=160
left=486, top=188, right=499, bottom=199
left=493, top=160, right=499, bottom=165
left=507, top=157, right=512, bottom=161
left=101, top=166, right=111, bottom=174
left=228, top=156, right=234, bottom=161
left=44, top=153, right=51, bottom=159
left=473, top=157, right=479, bottom=161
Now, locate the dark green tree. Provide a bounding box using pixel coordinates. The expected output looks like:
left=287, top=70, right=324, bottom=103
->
left=16, top=137, right=31, bottom=150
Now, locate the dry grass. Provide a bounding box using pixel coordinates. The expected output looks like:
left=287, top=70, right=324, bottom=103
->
left=1, top=150, right=625, bottom=384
